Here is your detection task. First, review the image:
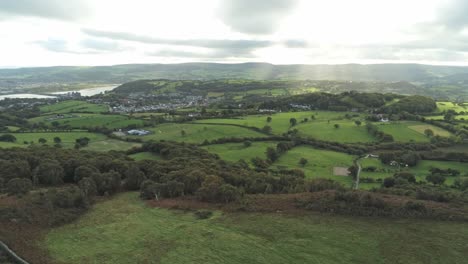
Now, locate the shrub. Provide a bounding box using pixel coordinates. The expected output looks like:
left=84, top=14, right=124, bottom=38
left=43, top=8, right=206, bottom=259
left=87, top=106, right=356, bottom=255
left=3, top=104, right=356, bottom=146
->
left=7, top=178, right=32, bottom=196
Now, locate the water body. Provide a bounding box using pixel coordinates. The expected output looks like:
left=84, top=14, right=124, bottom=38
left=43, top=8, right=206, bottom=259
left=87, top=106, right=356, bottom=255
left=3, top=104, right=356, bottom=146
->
left=0, top=93, right=56, bottom=100
left=52, top=85, right=119, bottom=96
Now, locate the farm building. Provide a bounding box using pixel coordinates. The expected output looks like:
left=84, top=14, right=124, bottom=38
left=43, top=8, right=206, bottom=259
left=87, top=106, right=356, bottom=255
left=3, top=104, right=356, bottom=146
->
left=127, top=129, right=150, bottom=136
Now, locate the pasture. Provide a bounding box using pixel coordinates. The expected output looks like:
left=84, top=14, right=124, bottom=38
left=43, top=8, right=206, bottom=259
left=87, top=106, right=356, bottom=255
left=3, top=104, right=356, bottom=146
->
left=295, top=120, right=375, bottom=143
left=436, top=101, right=468, bottom=113
left=29, top=114, right=144, bottom=129
left=44, top=192, right=468, bottom=264
left=128, top=123, right=265, bottom=144
left=0, top=132, right=106, bottom=148
left=273, top=146, right=355, bottom=185
left=376, top=122, right=451, bottom=142
left=202, top=142, right=279, bottom=164
left=40, top=100, right=109, bottom=114
left=195, top=111, right=358, bottom=135
left=360, top=158, right=468, bottom=186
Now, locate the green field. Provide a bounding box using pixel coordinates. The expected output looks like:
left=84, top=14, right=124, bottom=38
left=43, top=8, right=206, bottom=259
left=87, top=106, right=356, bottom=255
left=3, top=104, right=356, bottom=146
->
left=360, top=158, right=468, bottom=187
left=0, top=132, right=106, bottom=148
left=44, top=192, right=468, bottom=264
left=40, top=100, right=109, bottom=114
left=129, top=151, right=162, bottom=161
left=376, top=122, right=451, bottom=142
left=436, top=102, right=468, bottom=113
left=29, top=114, right=144, bottom=129
left=84, top=139, right=141, bottom=152
left=273, top=146, right=355, bottom=185
left=195, top=111, right=357, bottom=135
left=296, top=120, right=375, bottom=143
left=202, top=142, right=279, bottom=164
left=129, top=123, right=265, bottom=144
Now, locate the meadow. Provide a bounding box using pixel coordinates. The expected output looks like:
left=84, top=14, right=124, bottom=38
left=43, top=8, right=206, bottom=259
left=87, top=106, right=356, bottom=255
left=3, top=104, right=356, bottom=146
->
left=359, top=158, right=468, bottom=187
left=40, top=100, right=109, bottom=114
left=376, top=121, right=451, bottom=142
left=29, top=114, right=144, bottom=129
left=296, top=120, right=375, bottom=143
left=195, top=111, right=358, bottom=135
left=202, top=142, right=279, bottom=164
left=273, top=146, right=355, bottom=185
left=44, top=192, right=468, bottom=264
left=128, top=123, right=265, bottom=144
left=0, top=132, right=106, bottom=148
left=435, top=101, right=468, bottom=113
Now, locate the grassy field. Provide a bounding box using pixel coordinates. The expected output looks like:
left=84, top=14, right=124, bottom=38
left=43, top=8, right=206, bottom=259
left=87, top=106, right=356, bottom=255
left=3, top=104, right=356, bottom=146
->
left=129, top=152, right=162, bottom=161
left=296, top=120, right=375, bottom=143
left=202, top=142, right=279, bottom=164
left=44, top=192, right=468, bottom=264
left=273, top=146, right=355, bottom=185
left=376, top=122, right=451, bottom=142
left=129, top=123, right=265, bottom=144
left=360, top=158, right=468, bottom=187
left=29, top=114, right=144, bottom=129
left=436, top=101, right=468, bottom=113
left=40, top=100, right=109, bottom=114
left=84, top=140, right=141, bottom=152
left=195, top=111, right=358, bottom=135
left=0, top=132, right=106, bottom=148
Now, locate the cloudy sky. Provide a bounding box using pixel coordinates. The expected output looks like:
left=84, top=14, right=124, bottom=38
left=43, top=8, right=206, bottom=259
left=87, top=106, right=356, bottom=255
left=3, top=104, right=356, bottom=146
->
left=1, top=0, right=468, bottom=67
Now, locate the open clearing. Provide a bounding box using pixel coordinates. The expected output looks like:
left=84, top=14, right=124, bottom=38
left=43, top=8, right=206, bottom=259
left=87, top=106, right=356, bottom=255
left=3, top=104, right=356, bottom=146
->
left=273, top=146, right=355, bottom=185
left=0, top=132, right=106, bottom=148
left=129, top=123, right=265, bottom=144
left=376, top=121, right=451, bottom=142
left=44, top=192, right=468, bottom=264
left=296, top=120, right=375, bottom=143
left=202, top=142, right=279, bottom=164
left=194, top=111, right=357, bottom=135
left=29, top=113, right=144, bottom=129
left=436, top=101, right=468, bottom=113
left=129, top=151, right=162, bottom=161
left=40, top=100, right=109, bottom=114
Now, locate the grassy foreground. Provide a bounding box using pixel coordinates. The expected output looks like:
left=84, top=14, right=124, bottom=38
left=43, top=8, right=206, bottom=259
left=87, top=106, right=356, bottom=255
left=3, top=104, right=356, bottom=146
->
left=44, top=193, right=468, bottom=264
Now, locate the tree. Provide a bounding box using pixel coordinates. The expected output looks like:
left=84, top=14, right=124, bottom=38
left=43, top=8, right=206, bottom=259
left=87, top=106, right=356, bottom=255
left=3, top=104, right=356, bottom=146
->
left=266, top=147, right=278, bottom=162
left=334, top=124, right=340, bottom=129
left=38, top=138, right=47, bottom=144
left=181, top=129, right=186, bottom=137
left=426, top=174, right=445, bottom=185
left=219, top=184, right=242, bottom=203
left=74, top=165, right=99, bottom=183
left=354, top=120, right=362, bottom=126
left=261, top=125, right=272, bottom=134
left=124, top=165, right=147, bottom=190
left=266, top=116, right=272, bottom=123
left=243, top=140, right=252, bottom=147
left=33, top=161, right=65, bottom=185
left=383, top=177, right=395, bottom=188
left=7, top=178, right=32, bottom=196
left=394, top=172, right=416, bottom=183
left=289, top=118, right=297, bottom=127
left=424, top=129, right=434, bottom=137
left=76, top=137, right=90, bottom=147
left=0, top=134, right=16, bottom=142
left=53, top=136, right=62, bottom=144
left=299, top=158, right=308, bottom=167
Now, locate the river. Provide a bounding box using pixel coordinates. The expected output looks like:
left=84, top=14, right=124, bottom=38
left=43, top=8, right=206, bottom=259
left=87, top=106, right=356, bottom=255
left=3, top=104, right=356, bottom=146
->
left=0, top=85, right=119, bottom=100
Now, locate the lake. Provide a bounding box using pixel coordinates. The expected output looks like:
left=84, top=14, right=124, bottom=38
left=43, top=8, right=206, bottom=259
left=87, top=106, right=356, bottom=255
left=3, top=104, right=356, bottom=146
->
left=51, top=85, right=119, bottom=96
left=0, top=85, right=119, bottom=100
left=0, top=93, right=56, bottom=100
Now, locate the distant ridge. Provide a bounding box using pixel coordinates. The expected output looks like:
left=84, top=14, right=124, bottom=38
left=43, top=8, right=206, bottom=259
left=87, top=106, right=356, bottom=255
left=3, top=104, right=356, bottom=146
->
left=1, top=62, right=468, bottom=84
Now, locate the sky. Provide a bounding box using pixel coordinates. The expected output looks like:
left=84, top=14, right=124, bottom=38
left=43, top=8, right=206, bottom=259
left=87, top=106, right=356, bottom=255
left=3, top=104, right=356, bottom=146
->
left=1, top=0, right=468, bottom=67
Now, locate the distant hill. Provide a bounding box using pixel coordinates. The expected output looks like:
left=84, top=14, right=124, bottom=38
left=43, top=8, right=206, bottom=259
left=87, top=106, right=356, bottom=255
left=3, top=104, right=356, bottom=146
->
left=1, top=63, right=468, bottom=99
left=2, top=63, right=468, bottom=83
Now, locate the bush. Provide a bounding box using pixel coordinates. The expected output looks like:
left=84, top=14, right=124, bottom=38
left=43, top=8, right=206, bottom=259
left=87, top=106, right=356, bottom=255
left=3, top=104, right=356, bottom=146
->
left=7, top=178, right=32, bottom=196
left=194, top=210, right=213, bottom=219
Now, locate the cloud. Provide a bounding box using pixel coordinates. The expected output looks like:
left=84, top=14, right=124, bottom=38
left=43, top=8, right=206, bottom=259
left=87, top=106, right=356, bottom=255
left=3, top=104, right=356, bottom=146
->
left=0, top=0, right=91, bottom=21
left=35, top=38, right=124, bottom=54
left=80, top=38, right=125, bottom=52
left=146, top=48, right=255, bottom=59
left=82, top=28, right=272, bottom=50
left=436, top=0, right=468, bottom=31
left=217, top=0, right=298, bottom=34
